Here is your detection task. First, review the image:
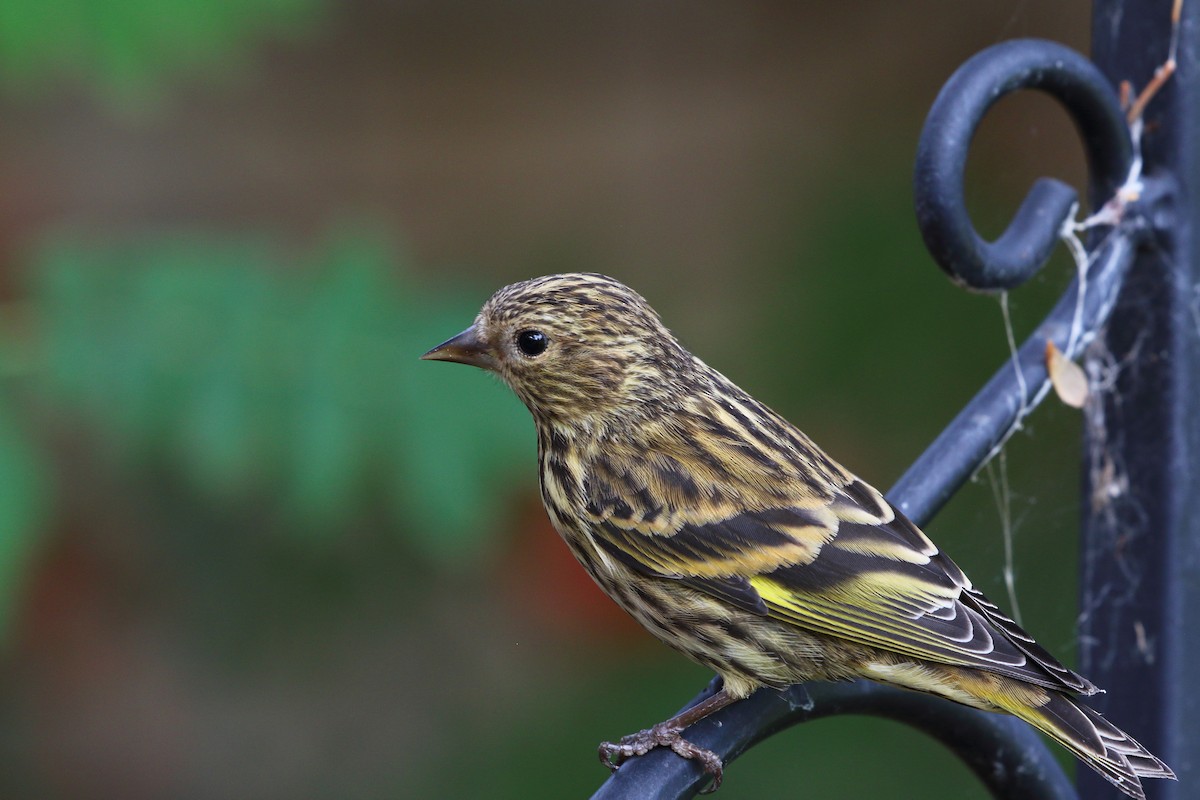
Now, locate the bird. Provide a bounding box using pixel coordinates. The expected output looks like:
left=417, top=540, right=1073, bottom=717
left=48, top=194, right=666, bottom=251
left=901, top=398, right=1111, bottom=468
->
left=421, top=272, right=1174, bottom=798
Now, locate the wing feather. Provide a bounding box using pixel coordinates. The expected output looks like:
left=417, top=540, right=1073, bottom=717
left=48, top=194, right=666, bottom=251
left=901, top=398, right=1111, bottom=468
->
left=587, top=470, right=1095, bottom=695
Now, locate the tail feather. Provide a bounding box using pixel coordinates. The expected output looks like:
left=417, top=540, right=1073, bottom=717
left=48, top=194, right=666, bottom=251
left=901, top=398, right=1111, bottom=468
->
left=1004, top=691, right=1175, bottom=800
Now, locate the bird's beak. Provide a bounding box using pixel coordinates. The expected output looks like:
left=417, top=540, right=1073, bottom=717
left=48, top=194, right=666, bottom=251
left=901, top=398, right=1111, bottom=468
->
left=420, top=325, right=497, bottom=370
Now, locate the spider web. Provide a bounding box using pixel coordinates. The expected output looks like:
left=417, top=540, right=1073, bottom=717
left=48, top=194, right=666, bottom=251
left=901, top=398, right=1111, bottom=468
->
left=979, top=0, right=1179, bottom=649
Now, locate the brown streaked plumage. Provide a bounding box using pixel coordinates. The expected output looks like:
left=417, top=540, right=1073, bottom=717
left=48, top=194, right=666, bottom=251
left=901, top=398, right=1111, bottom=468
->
left=422, top=272, right=1173, bottom=797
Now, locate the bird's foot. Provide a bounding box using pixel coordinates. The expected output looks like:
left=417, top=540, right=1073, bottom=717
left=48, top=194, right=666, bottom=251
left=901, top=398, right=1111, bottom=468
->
left=599, top=723, right=724, bottom=793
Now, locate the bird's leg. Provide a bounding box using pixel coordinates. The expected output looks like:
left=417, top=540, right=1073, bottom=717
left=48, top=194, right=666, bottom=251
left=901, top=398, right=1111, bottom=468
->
left=598, top=687, right=737, bottom=793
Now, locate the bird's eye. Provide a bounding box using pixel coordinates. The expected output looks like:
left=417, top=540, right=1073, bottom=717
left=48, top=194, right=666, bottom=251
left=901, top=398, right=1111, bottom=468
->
left=516, top=329, right=549, bottom=357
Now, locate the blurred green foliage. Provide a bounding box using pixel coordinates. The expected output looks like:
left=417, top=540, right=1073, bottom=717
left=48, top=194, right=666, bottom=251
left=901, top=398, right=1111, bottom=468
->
left=0, top=396, right=46, bottom=638
left=0, top=231, right=533, bottom=617
left=0, top=0, right=319, bottom=102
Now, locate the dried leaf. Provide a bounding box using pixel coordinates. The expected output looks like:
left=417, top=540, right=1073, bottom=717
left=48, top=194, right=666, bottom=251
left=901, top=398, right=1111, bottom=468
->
left=1046, top=340, right=1089, bottom=409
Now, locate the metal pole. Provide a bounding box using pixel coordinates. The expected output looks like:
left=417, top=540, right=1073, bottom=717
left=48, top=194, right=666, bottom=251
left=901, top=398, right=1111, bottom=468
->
left=1081, top=2, right=1198, bottom=797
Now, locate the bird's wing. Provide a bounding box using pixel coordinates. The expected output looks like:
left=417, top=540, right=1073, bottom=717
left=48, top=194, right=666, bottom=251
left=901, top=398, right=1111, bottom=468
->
left=589, top=474, right=1096, bottom=695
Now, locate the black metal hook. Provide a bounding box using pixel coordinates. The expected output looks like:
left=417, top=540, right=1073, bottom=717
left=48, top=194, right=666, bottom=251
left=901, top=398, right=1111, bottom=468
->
left=913, top=38, right=1134, bottom=291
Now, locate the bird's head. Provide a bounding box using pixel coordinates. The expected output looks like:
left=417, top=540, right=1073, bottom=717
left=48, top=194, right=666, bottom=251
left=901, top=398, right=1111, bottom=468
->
left=422, top=273, right=693, bottom=430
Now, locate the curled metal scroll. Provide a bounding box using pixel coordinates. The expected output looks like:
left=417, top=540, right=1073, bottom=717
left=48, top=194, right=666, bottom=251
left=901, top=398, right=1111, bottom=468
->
left=592, top=38, right=1162, bottom=800
left=914, top=38, right=1133, bottom=291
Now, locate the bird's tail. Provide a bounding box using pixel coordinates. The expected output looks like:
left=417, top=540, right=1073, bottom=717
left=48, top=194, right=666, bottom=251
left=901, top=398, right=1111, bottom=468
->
left=997, top=690, right=1175, bottom=800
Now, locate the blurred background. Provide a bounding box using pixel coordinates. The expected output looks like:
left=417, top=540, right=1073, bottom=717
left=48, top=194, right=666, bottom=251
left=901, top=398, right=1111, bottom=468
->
left=0, top=1, right=1103, bottom=797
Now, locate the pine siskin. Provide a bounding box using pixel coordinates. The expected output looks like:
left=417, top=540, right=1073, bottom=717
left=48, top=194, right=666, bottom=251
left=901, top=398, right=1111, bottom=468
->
left=422, top=273, right=1174, bottom=798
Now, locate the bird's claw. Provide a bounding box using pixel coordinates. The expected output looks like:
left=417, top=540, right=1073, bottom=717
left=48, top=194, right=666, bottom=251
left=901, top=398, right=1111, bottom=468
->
left=598, top=724, right=725, bottom=793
